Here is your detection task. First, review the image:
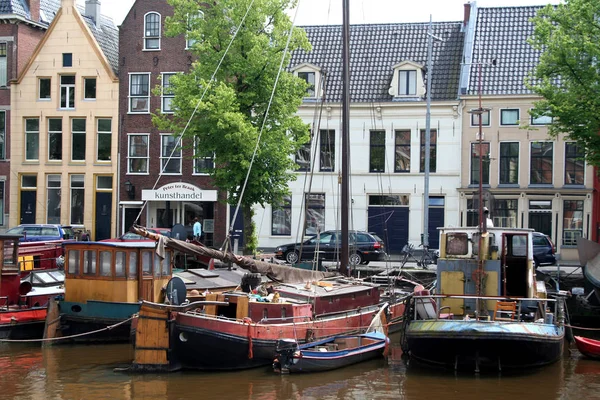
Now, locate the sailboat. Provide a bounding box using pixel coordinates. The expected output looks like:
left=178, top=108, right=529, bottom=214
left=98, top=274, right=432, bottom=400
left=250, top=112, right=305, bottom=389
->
left=126, top=0, right=407, bottom=372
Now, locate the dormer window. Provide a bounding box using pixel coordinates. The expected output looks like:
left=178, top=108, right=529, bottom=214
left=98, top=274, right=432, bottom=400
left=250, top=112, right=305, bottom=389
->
left=389, top=61, right=425, bottom=99
left=298, top=72, right=315, bottom=97
left=398, top=70, right=416, bottom=95
left=292, top=63, right=321, bottom=99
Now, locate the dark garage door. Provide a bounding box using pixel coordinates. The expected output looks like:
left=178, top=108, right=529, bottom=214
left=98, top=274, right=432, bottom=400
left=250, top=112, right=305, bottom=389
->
left=367, top=206, right=409, bottom=255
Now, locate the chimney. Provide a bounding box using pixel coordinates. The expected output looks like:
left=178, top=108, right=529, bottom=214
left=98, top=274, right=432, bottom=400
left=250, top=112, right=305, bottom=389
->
left=463, top=2, right=471, bottom=28
left=28, top=0, right=40, bottom=23
left=85, top=0, right=101, bottom=25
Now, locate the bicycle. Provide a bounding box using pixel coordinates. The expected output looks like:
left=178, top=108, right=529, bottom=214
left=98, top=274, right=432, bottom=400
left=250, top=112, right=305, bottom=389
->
left=400, top=243, right=438, bottom=269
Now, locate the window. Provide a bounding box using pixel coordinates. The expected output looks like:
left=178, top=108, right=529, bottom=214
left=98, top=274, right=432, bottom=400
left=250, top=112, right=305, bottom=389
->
left=48, top=118, right=62, bottom=161
left=499, top=142, right=519, bottom=184
left=186, top=12, right=203, bottom=49
left=320, top=129, right=335, bottom=172
left=565, top=142, right=585, bottom=185
left=419, top=129, right=436, bottom=173
left=563, top=200, right=583, bottom=246
left=272, top=196, right=291, bottom=236
left=25, top=118, right=39, bottom=161
left=398, top=70, right=416, bottom=95
left=296, top=136, right=311, bottom=172
left=471, top=109, right=490, bottom=126
left=70, top=175, right=84, bottom=225
left=493, top=199, right=518, bottom=228
left=97, top=175, right=112, bottom=190
left=160, top=135, right=181, bottom=174
left=60, top=75, right=75, bottom=109
left=0, top=111, right=4, bottom=160
left=470, top=142, right=490, bottom=185
left=129, top=252, right=137, bottom=278
left=115, top=252, right=126, bottom=277
left=531, top=113, right=552, bottom=125
left=193, top=137, right=214, bottom=174
left=305, top=193, right=325, bottom=235
left=144, top=12, right=161, bottom=50
left=500, top=109, right=519, bottom=126
left=369, top=130, right=385, bottom=173
left=84, top=78, right=96, bottom=100
left=466, top=199, right=479, bottom=227
left=161, top=73, right=175, bottom=113
left=83, top=250, right=96, bottom=275
left=129, top=73, right=150, bottom=113
left=68, top=250, right=80, bottom=275
left=94, top=118, right=112, bottom=161
left=71, top=118, right=86, bottom=161
left=0, top=181, right=5, bottom=226
left=530, top=142, right=553, bottom=184
left=128, top=134, right=149, bottom=174
left=298, top=72, right=316, bottom=97
left=47, top=175, right=61, bottom=224
left=0, top=43, right=6, bottom=87
left=39, top=78, right=51, bottom=100
left=394, top=130, right=410, bottom=172
left=62, top=53, right=72, bottom=67
left=100, top=251, right=112, bottom=276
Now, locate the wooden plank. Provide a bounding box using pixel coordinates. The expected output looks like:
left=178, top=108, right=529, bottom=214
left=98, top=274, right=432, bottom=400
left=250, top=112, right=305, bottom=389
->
left=236, top=295, right=249, bottom=320
left=204, top=293, right=218, bottom=316
left=440, top=271, right=465, bottom=315
left=134, top=305, right=169, bottom=366
left=42, top=300, right=61, bottom=347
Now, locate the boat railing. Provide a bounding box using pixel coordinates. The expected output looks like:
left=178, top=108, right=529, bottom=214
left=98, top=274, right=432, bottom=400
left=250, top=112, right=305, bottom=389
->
left=413, top=294, right=557, bottom=323
left=259, top=315, right=313, bottom=324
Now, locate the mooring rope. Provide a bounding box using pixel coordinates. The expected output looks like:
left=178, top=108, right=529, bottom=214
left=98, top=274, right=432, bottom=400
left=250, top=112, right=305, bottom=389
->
left=0, top=316, right=135, bottom=343
left=565, top=324, right=600, bottom=331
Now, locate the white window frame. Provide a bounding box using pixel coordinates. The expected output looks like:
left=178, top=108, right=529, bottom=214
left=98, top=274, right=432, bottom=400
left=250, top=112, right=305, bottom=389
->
left=46, top=174, right=61, bottom=224
left=127, top=134, right=149, bottom=175
left=529, top=141, right=554, bottom=186
left=69, top=174, right=85, bottom=226
left=160, top=134, right=182, bottom=175
left=185, top=11, right=204, bottom=49
left=48, top=118, right=62, bottom=161
left=128, top=73, right=151, bottom=113
left=193, top=137, right=214, bottom=175
left=530, top=109, right=553, bottom=125
left=0, top=42, right=7, bottom=87
left=71, top=118, right=86, bottom=162
left=96, top=118, right=112, bottom=162
left=83, top=77, right=97, bottom=100
left=297, top=71, right=316, bottom=98
left=500, top=108, right=519, bottom=126
left=144, top=12, right=161, bottom=51
left=161, top=72, right=176, bottom=114
left=470, top=109, right=490, bottom=127
left=498, top=141, right=520, bottom=185
left=38, top=77, right=51, bottom=101
left=25, top=118, right=40, bottom=161
left=60, top=75, right=76, bottom=110
left=398, top=70, right=417, bottom=96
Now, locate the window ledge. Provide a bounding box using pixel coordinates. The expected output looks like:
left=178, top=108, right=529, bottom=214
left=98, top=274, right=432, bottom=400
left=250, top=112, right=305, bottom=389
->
left=468, top=184, right=491, bottom=188
left=528, top=184, right=554, bottom=188
left=498, top=184, right=520, bottom=188
left=142, top=48, right=161, bottom=52
left=562, top=184, right=585, bottom=189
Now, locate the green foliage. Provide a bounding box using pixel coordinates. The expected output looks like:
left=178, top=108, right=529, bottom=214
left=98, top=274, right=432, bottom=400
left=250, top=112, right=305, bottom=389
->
left=155, top=0, right=311, bottom=246
left=528, top=0, right=600, bottom=167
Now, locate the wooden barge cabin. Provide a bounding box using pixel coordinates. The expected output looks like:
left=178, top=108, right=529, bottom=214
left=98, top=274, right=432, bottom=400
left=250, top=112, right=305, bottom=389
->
left=0, top=234, right=64, bottom=339
left=44, top=241, right=173, bottom=344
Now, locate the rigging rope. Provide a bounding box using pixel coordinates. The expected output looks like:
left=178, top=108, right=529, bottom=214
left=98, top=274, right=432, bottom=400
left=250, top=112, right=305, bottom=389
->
left=0, top=316, right=134, bottom=343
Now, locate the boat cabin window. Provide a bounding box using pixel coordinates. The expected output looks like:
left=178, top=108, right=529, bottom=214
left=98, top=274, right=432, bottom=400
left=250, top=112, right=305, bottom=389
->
left=142, top=251, right=152, bottom=275
left=445, top=233, right=468, bottom=255
left=115, top=252, right=126, bottom=277
left=129, top=252, right=137, bottom=278
left=281, top=307, right=287, bottom=319
left=100, top=251, right=112, bottom=277
left=83, top=250, right=97, bottom=275
left=154, top=255, right=161, bottom=277
left=162, top=251, right=171, bottom=275
left=3, top=239, right=18, bottom=270
left=68, top=249, right=80, bottom=274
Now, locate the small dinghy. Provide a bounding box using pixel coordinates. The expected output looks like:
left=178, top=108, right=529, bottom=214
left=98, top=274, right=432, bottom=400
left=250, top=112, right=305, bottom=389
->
left=273, top=305, right=389, bottom=374
left=574, top=336, right=600, bottom=360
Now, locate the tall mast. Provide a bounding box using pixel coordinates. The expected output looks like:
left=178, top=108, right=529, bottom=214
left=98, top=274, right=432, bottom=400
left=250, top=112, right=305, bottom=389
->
left=340, top=0, right=350, bottom=276
left=423, top=17, right=433, bottom=248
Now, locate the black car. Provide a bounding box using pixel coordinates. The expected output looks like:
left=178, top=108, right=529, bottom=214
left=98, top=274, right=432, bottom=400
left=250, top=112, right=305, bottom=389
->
left=533, top=232, right=556, bottom=268
left=275, top=230, right=386, bottom=266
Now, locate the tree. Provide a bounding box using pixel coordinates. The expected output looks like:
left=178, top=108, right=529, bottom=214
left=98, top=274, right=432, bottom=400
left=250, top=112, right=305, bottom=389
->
left=528, top=0, right=600, bottom=167
left=155, top=0, right=311, bottom=254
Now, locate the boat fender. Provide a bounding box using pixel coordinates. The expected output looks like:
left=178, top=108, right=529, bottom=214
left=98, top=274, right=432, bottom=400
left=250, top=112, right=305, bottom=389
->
left=243, top=317, right=253, bottom=324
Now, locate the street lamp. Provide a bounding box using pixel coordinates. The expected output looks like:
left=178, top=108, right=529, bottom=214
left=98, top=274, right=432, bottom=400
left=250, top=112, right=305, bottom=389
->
left=124, top=180, right=135, bottom=200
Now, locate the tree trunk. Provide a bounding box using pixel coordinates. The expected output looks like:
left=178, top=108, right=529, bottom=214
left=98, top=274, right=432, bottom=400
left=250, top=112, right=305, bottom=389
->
left=242, top=204, right=255, bottom=255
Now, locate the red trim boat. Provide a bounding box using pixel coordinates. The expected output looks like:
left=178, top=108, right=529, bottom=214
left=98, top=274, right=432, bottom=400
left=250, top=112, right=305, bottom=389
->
left=574, top=336, right=600, bottom=360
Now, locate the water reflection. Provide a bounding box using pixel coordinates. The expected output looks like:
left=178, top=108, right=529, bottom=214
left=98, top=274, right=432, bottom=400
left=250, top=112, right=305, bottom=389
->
left=0, top=341, right=599, bottom=400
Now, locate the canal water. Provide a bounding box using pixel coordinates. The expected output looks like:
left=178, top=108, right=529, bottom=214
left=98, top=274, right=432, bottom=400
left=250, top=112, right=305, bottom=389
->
left=1, top=339, right=600, bottom=400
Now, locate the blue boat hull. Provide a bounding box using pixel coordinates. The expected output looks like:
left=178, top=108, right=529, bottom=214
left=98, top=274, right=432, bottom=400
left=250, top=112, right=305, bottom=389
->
left=406, top=320, right=564, bottom=370
left=56, top=300, right=140, bottom=343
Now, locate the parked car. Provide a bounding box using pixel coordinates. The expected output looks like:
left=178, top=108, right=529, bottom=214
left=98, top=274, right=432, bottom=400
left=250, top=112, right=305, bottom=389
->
left=275, top=230, right=386, bottom=266
left=100, top=228, right=171, bottom=243
left=6, top=224, right=76, bottom=242
left=533, top=232, right=556, bottom=268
